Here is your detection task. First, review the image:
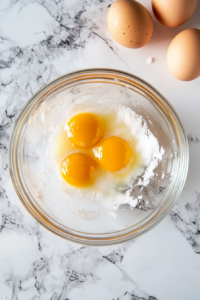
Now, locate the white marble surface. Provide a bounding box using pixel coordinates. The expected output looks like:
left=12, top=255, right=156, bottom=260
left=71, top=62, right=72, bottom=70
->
left=0, top=0, right=200, bottom=299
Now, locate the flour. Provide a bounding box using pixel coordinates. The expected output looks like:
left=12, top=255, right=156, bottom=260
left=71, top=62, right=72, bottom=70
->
left=46, top=103, right=165, bottom=220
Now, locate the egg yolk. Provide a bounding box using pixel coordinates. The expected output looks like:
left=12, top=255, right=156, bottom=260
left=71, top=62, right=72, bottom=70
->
left=61, top=153, right=96, bottom=187
left=94, top=136, right=132, bottom=172
left=66, top=113, right=104, bottom=148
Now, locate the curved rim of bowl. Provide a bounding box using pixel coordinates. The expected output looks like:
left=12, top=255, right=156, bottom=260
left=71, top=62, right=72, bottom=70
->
left=9, top=68, right=189, bottom=246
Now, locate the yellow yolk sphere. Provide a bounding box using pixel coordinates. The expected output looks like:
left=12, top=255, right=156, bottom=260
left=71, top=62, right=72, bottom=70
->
left=94, top=136, right=132, bottom=172
left=61, top=153, right=96, bottom=187
left=66, top=113, right=104, bottom=148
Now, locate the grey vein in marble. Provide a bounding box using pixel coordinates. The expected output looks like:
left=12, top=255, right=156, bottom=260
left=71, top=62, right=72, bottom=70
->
left=171, top=191, right=200, bottom=254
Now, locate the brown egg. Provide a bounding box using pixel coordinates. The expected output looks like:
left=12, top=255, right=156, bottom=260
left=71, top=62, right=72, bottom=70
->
left=107, top=0, right=153, bottom=48
left=167, top=29, right=200, bottom=81
left=152, top=0, right=198, bottom=27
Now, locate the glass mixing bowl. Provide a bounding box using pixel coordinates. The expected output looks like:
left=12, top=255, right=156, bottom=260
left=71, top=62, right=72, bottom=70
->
left=9, top=69, right=189, bottom=246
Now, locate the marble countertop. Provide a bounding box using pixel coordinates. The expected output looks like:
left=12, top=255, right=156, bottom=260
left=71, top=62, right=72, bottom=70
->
left=0, top=0, right=200, bottom=299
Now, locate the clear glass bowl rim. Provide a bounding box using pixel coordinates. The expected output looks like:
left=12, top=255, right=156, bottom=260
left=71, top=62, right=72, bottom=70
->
left=9, top=68, right=189, bottom=246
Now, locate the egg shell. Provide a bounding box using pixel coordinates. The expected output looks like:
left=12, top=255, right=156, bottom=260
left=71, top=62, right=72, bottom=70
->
left=107, top=0, right=153, bottom=49
left=167, top=28, right=200, bottom=81
left=152, top=0, right=198, bottom=27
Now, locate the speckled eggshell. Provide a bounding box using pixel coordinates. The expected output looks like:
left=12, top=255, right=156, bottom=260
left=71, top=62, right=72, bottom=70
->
left=107, top=0, right=153, bottom=49
left=152, top=0, right=198, bottom=27
left=167, top=29, right=200, bottom=81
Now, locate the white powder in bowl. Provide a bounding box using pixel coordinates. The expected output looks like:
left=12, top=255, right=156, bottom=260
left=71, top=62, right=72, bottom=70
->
left=46, top=103, right=164, bottom=220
